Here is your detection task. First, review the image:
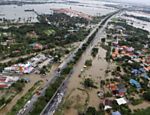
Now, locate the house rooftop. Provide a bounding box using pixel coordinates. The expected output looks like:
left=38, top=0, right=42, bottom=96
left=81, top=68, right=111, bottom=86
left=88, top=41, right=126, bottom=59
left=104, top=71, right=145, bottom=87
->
left=115, top=97, right=127, bottom=105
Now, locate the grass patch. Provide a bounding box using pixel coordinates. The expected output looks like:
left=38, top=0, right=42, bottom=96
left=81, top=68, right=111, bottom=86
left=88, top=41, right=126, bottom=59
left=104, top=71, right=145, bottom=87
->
left=44, top=29, right=55, bottom=36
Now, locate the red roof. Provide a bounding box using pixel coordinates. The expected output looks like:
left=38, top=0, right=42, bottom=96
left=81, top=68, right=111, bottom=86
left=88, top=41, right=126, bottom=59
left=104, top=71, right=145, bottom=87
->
left=0, top=84, right=8, bottom=88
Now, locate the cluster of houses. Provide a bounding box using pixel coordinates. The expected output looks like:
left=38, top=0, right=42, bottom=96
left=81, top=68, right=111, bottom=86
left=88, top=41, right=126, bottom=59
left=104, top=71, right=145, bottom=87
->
left=0, top=74, right=19, bottom=88
left=2, top=53, right=53, bottom=75
left=0, top=32, right=16, bottom=46
left=107, top=83, right=127, bottom=97
left=51, top=8, right=92, bottom=21
left=101, top=22, right=150, bottom=114
left=102, top=97, right=128, bottom=115
left=111, top=22, right=150, bottom=69
left=111, top=40, right=150, bottom=79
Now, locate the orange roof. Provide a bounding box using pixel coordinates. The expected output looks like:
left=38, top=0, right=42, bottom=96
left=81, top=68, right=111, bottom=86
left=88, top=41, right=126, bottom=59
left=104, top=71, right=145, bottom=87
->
left=109, top=84, right=117, bottom=91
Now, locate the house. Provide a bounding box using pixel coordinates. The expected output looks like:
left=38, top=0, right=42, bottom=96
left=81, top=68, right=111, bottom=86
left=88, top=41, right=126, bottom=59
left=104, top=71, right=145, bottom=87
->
left=0, top=84, right=10, bottom=88
left=30, top=43, right=43, bottom=50
left=129, top=79, right=141, bottom=89
left=131, top=69, right=142, bottom=76
left=117, top=84, right=127, bottom=97
left=3, top=62, right=34, bottom=74
left=103, top=99, right=113, bottom=110
left=108, top=83, right=126, bottom=97
left=52, top=8, right=93, bottom=20
left=0, top=74, right=19, bottom=88
left=112, top=111, right=121, bottom=115
left=115, top=97, right=128, bottom=105
left=38, top=58, right=53, bottom=69
left=109, top=83, right=118, bottom=91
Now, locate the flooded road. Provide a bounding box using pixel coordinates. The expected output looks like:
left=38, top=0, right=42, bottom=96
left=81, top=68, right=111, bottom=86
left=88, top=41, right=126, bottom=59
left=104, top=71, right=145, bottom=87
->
left=60, top=15, right=117, bottom=115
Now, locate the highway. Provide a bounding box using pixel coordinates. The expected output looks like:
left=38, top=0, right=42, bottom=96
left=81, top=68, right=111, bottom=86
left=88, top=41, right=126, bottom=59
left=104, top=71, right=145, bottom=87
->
left=17, top=10, right=120, bottom=115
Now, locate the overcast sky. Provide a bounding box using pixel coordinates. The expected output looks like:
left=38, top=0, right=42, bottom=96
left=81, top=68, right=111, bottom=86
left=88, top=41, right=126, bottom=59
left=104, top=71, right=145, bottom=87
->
left=110, top=0, right=150, bottom=4
left=1, top=0, right=150, bottom=5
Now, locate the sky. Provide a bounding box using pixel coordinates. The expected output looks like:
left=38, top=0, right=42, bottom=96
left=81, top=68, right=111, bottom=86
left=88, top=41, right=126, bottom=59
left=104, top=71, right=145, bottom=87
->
left=1, top=0, right=150, bottom=5
left=109, top=0, right=150, bottom=5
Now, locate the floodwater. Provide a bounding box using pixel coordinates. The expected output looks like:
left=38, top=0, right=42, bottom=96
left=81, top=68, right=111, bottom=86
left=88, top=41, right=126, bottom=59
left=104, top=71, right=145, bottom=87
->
left=0, top=1, right=116, bottom=23
left=120, top=11, right=150, bottom=32
left=61, top=16, right=117, bottom=114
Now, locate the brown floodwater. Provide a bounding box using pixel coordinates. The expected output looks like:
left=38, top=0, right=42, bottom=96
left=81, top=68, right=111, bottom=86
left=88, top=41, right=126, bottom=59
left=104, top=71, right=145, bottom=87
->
left=61, top=18, right=116, bottom=115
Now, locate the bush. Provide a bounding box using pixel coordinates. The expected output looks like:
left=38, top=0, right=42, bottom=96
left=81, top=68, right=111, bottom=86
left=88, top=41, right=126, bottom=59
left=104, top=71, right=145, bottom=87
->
left=84, top=78, right=95, bottom=88
left=131, top=98, right=143, bottom=105
left=143, top=90, right=150, bottom=101
left=86, top=107, right=97, bottom=115
left=101, top=38, right=106, bottom=43
left=91, top=48, right=99, bottom=57
left=104, top=92, right=112, bottom=97
left=85, top=60, right=92, bottom=66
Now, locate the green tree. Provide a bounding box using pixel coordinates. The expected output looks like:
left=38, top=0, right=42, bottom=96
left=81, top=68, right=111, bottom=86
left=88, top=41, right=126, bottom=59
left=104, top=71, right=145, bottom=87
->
left=84, top=78, right=94, bottom=88
left=86, top=107, right=96, bottom=115
left=143, top=90, right=150, bottom=101
left=101, top=38, right=106, bottom=43
left=85, top=60, right=92, bottom=66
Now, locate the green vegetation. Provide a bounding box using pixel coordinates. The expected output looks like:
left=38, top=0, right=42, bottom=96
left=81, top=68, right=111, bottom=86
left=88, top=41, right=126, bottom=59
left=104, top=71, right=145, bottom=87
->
left=85, top=59, right=92, bottom=66
left=101, top=38, right=106, bottom=43
left=8, top=80, right=42, bottom=115
left=30, top=76, right=65, bottom=115
left=143, top=90, right=150, bottom=101
left=0, top=97, right=6, bottom=108
left=83, top=78, right=97, bottom=88
left=91, top=47, right=99, bottom=57
left=0, top=13, right=88, bottom=59
left=30, top=10, right=120, bottom=114
left=61, top=65, right=73, bottom=75
left=11, top=80, right=26, bottom=92
left=103, top=17, right=150, bottom=115
left=131, top=98, right=143, bottom=105
left=30, top=14, right=101, bottom=114
left=106, top=44, right=111, bottom=62
left=85, top=106, right=104, bottom=115
left=40, top=66, right=49, bottom=75
left=0, top=80, right=26, bottom=109
left=43, top=29, right=55, bottom=36
left=132, top=107, right=150, bottom=115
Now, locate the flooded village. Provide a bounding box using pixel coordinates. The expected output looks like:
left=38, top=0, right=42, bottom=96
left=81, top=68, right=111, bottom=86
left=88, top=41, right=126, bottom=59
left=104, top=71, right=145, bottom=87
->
left=0, top=0, right=150, bottom=115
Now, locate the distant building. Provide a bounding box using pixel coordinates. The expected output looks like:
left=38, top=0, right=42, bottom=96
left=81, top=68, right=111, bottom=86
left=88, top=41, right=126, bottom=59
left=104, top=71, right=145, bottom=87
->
left=30, top=43, right=43, bottom=50
left=0, top=74, right=19, bottom=88
left=52, top=8, right=92, bottom=20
